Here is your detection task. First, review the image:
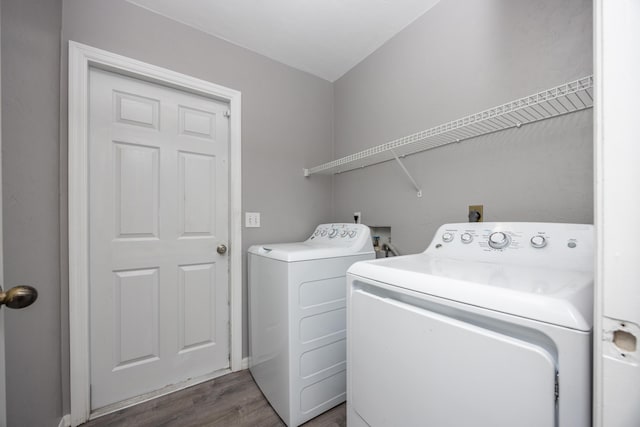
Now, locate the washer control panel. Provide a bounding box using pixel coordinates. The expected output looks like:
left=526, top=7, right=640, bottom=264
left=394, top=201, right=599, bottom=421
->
left=430, top=222, right=593, bottom=268
left=308, top=223, right=368, bottom=244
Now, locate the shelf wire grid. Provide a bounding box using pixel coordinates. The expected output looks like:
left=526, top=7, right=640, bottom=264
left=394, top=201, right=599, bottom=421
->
left=304, top=76, right=594, bottom=176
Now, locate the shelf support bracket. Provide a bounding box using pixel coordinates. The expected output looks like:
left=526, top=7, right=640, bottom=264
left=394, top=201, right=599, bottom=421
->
left=391, top=150, right=422, bottom=197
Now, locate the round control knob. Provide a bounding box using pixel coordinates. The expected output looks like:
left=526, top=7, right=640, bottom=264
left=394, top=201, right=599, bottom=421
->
left=488, top=232, right=510, bottom=249
left=530, top=235, right=547, bottom=249
left=461, top=233, right=473, bottom=244
left=314, top=230, right=321, bottom=236
left=320, top=229, right=327, bottom=236
left=340, top=230, right=348, bottom=238
left=348, top=230, right=357, bottom=238
left=442, top=232, right=454, bottom=243
left=328, top=229, right=338, bottom=238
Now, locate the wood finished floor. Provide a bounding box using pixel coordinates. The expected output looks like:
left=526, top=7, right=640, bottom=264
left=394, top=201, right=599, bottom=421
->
left=81, top=370, right=346, bottom=427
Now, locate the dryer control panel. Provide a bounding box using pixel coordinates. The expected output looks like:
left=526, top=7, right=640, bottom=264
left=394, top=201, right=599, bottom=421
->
left=427, top=222, right=593, bottom=270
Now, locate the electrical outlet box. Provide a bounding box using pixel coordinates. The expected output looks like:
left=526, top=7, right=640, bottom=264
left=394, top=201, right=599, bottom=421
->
left=354, top=212, right=362, bottom=224
left=245, top=212, right=261, bottom=228
left=468, top=205, right=483, bottom=222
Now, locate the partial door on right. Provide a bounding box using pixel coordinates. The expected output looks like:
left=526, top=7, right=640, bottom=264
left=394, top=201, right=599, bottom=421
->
left=595, top=1, right=640, bottom=425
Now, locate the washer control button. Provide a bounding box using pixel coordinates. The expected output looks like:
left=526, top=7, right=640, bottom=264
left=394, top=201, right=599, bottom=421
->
left=348, top=230, right=357, bottom=238
left=488, top=232, right=510, bottom=249
left=320, top=229, right=327, bottom=237
left=568, top=241, right=577, bottom=248
left=442, top=232, right=454, bottom=243
left=461, top=233, right=473, bottom=244
left=328, top=229, right=338, bottom=238
left=530, top=235, right=547, bottom=248
left=340, top=230, right=349, bottom=238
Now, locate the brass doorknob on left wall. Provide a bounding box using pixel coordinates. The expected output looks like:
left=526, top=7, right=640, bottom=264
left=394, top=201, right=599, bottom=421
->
left=217, top=244, right=228, bottom=255
left=0, top=285, right=38, bottom=309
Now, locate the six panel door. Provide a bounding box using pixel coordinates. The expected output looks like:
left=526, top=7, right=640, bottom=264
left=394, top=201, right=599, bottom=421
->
left=88, top=68, right=230, bottom=409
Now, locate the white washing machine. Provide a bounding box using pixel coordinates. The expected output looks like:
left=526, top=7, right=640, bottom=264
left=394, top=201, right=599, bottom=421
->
left=346, top=222, right=593, bottom=427
left=248, top=223, right=374, bottom=426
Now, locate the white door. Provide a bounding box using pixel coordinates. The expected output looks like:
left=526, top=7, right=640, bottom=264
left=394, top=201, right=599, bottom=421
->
left=594, top=1, right=640, bottom=425
left=88, top=67, right=230, bottom=409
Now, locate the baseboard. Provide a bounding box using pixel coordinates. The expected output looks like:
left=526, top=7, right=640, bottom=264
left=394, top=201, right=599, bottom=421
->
left=241, top=357, right=249, bottom=370
left=58, top=414, right=71, bottom=427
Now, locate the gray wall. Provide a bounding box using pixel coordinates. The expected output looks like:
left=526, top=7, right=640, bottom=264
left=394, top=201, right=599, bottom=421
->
left=1, top=0, right=63, bottom=425
left=332, top=0, right=593, bottom=254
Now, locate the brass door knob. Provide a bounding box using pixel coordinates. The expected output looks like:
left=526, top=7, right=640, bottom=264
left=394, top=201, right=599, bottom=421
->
left=0, top=285, right=38, bottom=309
left=217, top=244, right=228, bottom=255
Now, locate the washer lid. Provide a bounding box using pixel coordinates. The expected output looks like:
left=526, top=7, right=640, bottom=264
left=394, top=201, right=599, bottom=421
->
left=348, top=254, right=593, bottom=331
left=248, top=223, right=374, bottom=262
left=249, top=242, right=374, bottom=262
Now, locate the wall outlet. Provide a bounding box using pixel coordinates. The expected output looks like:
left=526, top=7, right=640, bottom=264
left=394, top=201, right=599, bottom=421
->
left=354, top=212, right=362, bottom=224
left=245, top=212, right=261, bottom=228
left=468, top=205, right=483, bottom=222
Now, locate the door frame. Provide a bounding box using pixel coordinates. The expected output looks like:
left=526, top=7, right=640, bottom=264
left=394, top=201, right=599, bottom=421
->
left=68, top=41, right=242, bottom=425
left=0, top=8, right=5, bottom=426
left=593, top=1, right=640, bottom=425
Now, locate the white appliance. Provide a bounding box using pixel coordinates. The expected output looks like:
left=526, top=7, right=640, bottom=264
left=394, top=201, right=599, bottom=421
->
left=249, top=223, right=374, bottom=426
left=347, top=222, right=594, bottom=427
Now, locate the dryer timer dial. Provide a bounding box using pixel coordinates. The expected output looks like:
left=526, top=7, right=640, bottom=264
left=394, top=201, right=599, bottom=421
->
left=530, top=235, right=547, bottom=248
left=488, top=232, right=510, bottom=249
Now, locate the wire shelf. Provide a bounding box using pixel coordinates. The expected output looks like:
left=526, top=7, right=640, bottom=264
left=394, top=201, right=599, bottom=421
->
left=304, top=75, right=594, bottom=176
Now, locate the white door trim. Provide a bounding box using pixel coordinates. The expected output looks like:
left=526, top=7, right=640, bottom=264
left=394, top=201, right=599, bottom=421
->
left=68, top=41, right=243, bottom=426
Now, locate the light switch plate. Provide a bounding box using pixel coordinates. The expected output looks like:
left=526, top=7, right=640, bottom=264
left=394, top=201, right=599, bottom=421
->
left=246, top=212, right=261, bottom=228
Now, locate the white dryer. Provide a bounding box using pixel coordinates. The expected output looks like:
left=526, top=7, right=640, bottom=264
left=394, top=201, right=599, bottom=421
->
left=248, top=223, right=374, bottom=426
left=346, top=222, right=593, bottom=427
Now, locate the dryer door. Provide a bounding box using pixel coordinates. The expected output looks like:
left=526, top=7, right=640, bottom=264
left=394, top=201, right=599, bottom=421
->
left=350, top=289, right=557, bottom=427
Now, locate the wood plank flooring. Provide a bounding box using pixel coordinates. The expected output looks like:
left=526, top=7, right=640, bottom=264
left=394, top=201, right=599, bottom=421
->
left=81, top=370, right=346, bottom=427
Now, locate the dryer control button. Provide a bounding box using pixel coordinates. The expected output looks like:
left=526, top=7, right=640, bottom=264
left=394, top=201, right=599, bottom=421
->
left=461, top=233, right=473, bottom=244
left=442, top=232, right=454, bottom=243
left=328, top=229, right=338, bottom=238
left=320, top=229, right=327, bottom=236
left=530, top=235, right=547, bottom=248
left=488, top=232, right=510, bottom=249
left=340, top=230, right=349, bottom=238
left=348, top=230, right=357, bottom=238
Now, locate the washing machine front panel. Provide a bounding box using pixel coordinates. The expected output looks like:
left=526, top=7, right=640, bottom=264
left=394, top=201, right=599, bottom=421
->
left=289, top=254, right=372, bottom=426
left=249, top=223, right=375, bottom=426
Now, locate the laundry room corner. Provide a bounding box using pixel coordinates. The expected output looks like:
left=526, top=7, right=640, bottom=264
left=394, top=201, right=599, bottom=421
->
left=330, top=0, right=593, bottom=255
